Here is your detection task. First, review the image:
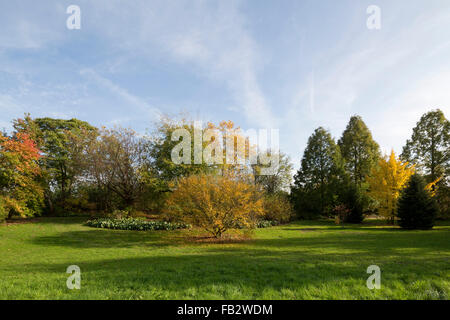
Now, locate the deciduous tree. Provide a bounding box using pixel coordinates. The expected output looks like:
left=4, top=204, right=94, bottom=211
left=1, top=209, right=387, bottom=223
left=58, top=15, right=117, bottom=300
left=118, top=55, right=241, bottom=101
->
left=253, top=152, right=293, bottom=194
left=401, top=109, right=449, bottom=217
left=164, top=174, right=264, bottom=238
left=401, top=109, right=449, bottom=181
left=85, top=127, right=147, bottom=209
left=13, top=115, right=97, bottom=212
left=366, top=150, right=415, bottom=223
left=0, top=132, right=43, bottom=220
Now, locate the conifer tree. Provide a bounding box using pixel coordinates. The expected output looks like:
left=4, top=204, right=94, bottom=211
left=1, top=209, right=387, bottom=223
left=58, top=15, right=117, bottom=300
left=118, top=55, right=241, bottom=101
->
left=397, top=174, right=438, bottom=229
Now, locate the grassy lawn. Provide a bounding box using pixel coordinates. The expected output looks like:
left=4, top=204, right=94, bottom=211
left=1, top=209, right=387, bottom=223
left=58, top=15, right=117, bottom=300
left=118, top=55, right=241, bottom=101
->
left=0, top=217, right=449, bottom=300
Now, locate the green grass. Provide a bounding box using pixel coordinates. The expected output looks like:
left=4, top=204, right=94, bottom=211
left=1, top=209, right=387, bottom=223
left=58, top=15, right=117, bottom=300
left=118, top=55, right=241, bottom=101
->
left=0, top=217, right=449, bottom=299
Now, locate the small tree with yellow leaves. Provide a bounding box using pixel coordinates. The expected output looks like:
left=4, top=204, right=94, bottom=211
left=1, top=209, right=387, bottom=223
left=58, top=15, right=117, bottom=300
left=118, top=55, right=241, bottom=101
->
left=366, top=150, right=415, bottom=223
left=164, top=174, right=264, bottom=238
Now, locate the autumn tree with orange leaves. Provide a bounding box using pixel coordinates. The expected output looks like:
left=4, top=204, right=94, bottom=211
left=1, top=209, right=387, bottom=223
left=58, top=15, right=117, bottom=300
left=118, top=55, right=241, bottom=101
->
left=0, top=132, right=43, bottom=221
left=164, top=174, right=264, bottom=238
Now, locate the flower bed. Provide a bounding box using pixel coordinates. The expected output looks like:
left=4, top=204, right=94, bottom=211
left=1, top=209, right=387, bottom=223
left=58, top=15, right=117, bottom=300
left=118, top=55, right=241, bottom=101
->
left=85, top=217, right=190, bottom=231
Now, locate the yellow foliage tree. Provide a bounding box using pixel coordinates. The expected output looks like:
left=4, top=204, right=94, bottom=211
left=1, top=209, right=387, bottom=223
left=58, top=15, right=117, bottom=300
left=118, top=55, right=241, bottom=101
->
left=205, top=120, right=257, bottom=179
left=366, top=150, right=415, bottom=223
left=425, top=177, right=441, bottom=197
left=164, top=174, right=264, bottom=238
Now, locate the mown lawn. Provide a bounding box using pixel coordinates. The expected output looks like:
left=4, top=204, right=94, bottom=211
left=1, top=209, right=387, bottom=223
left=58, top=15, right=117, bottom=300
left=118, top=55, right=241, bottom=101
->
left=0, top=217, right=449, bottom=300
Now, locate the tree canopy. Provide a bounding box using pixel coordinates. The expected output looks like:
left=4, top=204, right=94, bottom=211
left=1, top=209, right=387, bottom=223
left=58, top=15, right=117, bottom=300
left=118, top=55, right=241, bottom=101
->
left=338, top=115, right=380, bottom=187
left=366, top=150, right=415, bottom=223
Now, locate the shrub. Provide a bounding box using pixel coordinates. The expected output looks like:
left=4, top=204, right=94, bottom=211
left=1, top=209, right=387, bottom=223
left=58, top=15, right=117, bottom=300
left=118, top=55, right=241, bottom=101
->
left=257, top=220, right=278, bottom=228
left=0, top=198, right=7, bottom=222
left=397, top=174, right=438, bottom=230
left=338, top=184, right=366, bottom=223
left=85, top=217, right=190, bottom=231
left=109, top=209, right=132, bottom=219
left=262, top=193, right=293, bottom=224
left=164, top=174, right=264, bottom=238
left=332, top=204, right=350, bottom=224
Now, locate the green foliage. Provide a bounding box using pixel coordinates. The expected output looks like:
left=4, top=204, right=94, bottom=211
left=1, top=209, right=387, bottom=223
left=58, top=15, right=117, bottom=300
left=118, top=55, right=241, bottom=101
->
left=401, top=109, right=449, bottom=218
left=135, top=164, right=171, bottom=213
left=148, top=116, right=212, bottom=181
left=85, top=217, right=190, bottom=231
left=262, top=193, right=293, bottom=223
left=256, top=220, right=278, bottom=228
left=437, top=185, right=450, bottom=219
left=332, top=204, right=351, bottom=224
left=291, top=115, right=380, bottom=223
left=0, top=198, right=7, bottom=222
left=234, top=219, right=278, bottom=229
left=13, top=115, right=98, bottom=213
left=292, top=127, right=343, bottom=218
left=253, top=152, right=293, bottom=194
left=338, top=115, right=380, bottom=187
left=401, top=109, right=449, bottom=181
left=337, top=184, right=366, bottom=223
left=397, top=174, right=438, bottom=230
left=109, top=209, right=133, bottom=219
left=85, top=127, right=148, bottom=209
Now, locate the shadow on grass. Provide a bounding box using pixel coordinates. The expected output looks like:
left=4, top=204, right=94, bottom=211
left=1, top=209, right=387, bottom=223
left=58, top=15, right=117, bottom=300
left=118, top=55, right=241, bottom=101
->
left=283, top=218, right=450, bottom=232
left=13, top=218, right=449, bottom=299
left=29, top=222, right=450, bottom=257
left=253, top=229, right=450, bottom=253
left=6, top=245, right=449, bottom=299
left=31, top=217, right=89, bottom=225
left=30, top=229, right=179, bottom=249
left=281, top=227, right=405, bottom=233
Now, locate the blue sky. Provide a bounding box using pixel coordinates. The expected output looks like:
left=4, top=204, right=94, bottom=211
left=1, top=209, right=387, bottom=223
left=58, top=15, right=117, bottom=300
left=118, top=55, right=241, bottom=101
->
left=1, top=0, right=450, bottom=168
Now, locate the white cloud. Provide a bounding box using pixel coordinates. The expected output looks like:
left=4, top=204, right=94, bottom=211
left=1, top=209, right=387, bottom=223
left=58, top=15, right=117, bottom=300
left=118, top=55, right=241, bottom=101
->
left=82, top=0, right=277, bottom=129
left=1, top=0, right=450, bottom=169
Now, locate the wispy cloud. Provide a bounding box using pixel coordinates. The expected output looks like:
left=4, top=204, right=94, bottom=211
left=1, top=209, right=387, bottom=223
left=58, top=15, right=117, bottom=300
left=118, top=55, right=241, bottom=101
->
left=1, top=0, right=449, bottom=168
left=82, top=0, right=277, bottom=128
left=284, top=2, right=450, bottom=163
left=79, top=68, right=160, bottom=120
left=157, top=1, right=277, bottom=128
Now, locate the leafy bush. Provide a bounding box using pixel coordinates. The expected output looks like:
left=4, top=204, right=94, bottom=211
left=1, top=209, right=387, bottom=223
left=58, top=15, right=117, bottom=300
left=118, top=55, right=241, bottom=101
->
left=337, top=184, right=366, bottom=223
left=109, top=209, right=132, bottom=219
left=164, top=174, right=264, bottom=238
left=332, top=204, right=350, bottom=224
left=234, top=219, right=278, bottom=229
left=0, top=198, right=7, bottom=222
left=257, top=220, right=278, bottom=228
left=262, top=193, right=293, bottom=223
left=397, top=174, right=438, bottom=229
left=85, top=217, right=190, bottom=231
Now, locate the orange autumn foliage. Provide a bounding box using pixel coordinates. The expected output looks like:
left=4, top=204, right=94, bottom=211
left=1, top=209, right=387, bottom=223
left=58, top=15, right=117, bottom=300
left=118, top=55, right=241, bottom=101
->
left=0, top=132, right=43, bottom=220
left=164, top=174, right=264, bottom=238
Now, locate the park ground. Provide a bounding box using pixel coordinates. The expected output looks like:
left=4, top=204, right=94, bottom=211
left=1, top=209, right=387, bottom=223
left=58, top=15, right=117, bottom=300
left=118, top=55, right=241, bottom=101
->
left=0, top=217, right=449, bottom=299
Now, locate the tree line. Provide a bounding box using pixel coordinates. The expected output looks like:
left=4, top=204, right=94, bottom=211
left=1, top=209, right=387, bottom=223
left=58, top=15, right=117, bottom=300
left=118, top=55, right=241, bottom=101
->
left=0, top=115, right=293, bottom=236
left=0, top=109, right=448, bottom=232
left=291, top=109, right=449, bottom=226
